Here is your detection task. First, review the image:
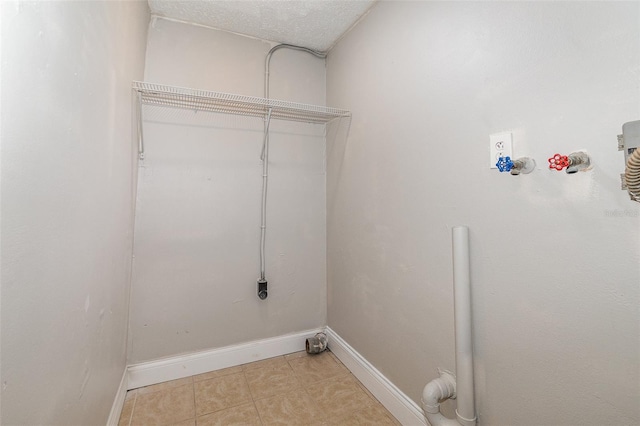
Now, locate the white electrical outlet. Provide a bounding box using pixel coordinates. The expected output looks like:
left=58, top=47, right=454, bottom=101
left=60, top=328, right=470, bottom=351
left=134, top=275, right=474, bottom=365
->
left=489, top=132, right=513, bottom=168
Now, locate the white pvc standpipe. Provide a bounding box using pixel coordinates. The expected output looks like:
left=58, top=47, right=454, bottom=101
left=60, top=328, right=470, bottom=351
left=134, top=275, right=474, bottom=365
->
left=452, top=226, right=477, bottom=426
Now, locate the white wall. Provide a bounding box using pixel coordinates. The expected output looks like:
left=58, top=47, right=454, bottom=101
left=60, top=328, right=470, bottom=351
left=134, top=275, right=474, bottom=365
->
left=128, top=18, right=329, bottom=363
left=1, top=1, right=148, bottom=424
left=327, top=2, right=639, bottom=425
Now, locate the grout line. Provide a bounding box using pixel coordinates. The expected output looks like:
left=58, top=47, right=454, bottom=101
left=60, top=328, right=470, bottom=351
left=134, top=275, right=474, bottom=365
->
left=245, top=366, right=265, bottom=426
left=191, top=379, right=197, bottom=425
left=251, top=396, right=265, bottom=426
left=243, top=365, right=258, bottom=402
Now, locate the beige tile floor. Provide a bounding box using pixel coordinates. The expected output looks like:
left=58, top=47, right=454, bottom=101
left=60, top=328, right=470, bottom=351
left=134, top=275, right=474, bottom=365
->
left=119, top=350, right=400, bottom=426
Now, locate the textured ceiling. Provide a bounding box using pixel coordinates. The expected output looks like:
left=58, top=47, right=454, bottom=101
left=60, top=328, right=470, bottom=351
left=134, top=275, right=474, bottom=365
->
left=148, top=0, right=376, bottom=52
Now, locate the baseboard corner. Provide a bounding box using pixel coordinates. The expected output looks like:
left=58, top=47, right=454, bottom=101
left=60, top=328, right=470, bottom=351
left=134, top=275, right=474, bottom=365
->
left=106, top=368, right=129, bottom=426
left=325, top=327, right=427, bottom=426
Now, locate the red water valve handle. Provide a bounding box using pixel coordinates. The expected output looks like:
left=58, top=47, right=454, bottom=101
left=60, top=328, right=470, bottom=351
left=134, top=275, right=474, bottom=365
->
left=548, top=154, right=569, bottom=171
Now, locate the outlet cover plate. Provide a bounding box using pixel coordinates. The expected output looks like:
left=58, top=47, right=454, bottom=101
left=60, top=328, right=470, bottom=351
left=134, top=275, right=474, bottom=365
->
left=490, top=132, right=513, bottom=169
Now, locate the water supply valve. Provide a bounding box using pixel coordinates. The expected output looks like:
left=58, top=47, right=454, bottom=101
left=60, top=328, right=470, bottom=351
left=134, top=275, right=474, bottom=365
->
left=548, top=152, right=591, bottom=174
left=497, top=156, right=535, bottom=175
left=496, top=156, right=514, bottom=172
left=548, top=154, right=569, bottom=171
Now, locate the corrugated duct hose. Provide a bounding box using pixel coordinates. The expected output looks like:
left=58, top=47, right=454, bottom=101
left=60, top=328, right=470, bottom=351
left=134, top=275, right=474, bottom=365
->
left=626, top=149, right=640, bottom=202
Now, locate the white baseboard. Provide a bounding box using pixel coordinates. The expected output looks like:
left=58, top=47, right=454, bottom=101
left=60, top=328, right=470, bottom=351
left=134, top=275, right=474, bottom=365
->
left=126, top=328, right=324, bottom=390
left=106, top=369, right=129, bottom=426
left=110, top=327, right=425, bottom=426
left=326, top=327, right=428, bottom=426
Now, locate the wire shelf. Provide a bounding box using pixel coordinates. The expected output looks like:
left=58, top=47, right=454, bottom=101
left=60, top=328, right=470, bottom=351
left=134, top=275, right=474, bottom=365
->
left=133, top=81, right=351, bottom=125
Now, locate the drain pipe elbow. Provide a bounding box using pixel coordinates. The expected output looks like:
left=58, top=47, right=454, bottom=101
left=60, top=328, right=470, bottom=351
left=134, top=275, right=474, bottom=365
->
left=305, top=332, right=328, bottom=354
left=422, top=371, right=459, bottom=426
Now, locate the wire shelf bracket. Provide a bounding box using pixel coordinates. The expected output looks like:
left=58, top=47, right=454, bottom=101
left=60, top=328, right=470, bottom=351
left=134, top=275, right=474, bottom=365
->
left=132, top=81, right=352, bottom=160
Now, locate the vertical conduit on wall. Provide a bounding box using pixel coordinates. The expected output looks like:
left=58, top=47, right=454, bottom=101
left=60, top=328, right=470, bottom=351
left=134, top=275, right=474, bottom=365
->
left=258, top=44, right=327, bottom=300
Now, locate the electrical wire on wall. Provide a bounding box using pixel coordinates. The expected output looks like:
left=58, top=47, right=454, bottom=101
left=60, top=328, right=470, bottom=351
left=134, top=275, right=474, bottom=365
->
left=258, top=44, right=327, bottom=300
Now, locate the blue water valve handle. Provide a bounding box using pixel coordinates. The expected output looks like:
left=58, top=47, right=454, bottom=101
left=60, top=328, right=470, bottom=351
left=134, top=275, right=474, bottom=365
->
left=496, top=156, right=514, bottom=172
